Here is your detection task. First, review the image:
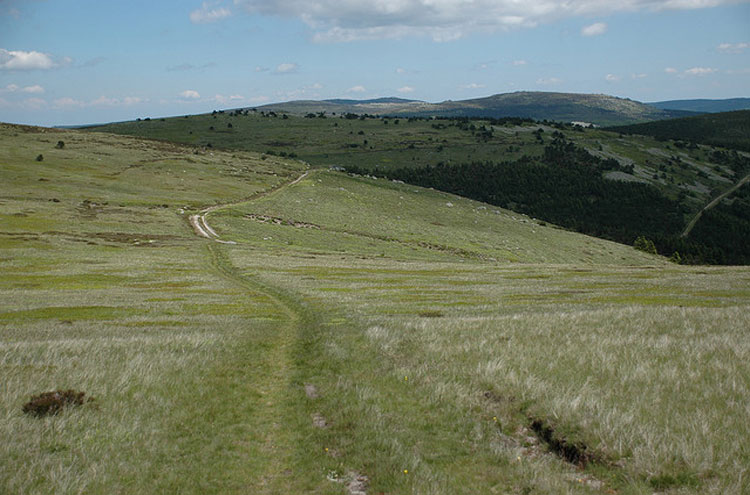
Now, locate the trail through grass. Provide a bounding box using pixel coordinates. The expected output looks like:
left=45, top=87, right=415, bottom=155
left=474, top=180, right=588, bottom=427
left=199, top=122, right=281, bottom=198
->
left=3, top=123, right=750, bottom=494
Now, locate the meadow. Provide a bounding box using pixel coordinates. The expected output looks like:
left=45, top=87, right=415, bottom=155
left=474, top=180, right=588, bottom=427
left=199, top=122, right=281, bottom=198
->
left=2, top=123, right=749, bottom=494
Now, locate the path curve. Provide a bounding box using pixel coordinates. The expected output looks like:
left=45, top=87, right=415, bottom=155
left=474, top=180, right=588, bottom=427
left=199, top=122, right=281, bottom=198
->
left=189, top=170, right=310, bottom=244
left=681, top=171, right=750, bottom=238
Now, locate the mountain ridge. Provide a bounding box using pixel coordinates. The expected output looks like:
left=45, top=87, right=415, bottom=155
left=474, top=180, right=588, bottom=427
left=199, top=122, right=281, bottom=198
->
left=256, top=91, right=695, bottom=126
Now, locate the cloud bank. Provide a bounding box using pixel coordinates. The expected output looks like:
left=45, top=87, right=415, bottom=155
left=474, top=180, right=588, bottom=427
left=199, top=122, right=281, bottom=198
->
left=232, top=0, right=743, bottom=41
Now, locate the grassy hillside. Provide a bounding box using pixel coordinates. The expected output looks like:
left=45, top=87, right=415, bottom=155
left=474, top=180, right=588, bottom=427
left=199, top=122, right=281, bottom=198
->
left=2, top=123, right=750, bottom=493
left=254, top=91, right=689, bottom=126
left=94, top=110, right=750, bottom=263
left=609, top=110, right=750, bottom=152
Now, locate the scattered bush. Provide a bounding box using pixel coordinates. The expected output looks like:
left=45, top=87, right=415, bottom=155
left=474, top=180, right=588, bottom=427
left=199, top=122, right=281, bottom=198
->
left=55, top=140, right=65, bottom=149
left=23, top=389, right=94, bottom=417
left=634, top=236, right=658, bottom=255
left=36, top=154, right=44, bottom=162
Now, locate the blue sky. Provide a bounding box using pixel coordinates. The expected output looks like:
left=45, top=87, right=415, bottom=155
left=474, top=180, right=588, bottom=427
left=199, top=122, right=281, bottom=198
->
left=1, top=0, right=749, bottom=126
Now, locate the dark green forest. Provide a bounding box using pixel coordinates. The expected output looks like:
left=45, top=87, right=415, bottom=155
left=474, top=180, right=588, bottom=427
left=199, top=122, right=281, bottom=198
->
left=347, top=134, right=750, bottom=264
left=609, top=110, right=750, bottom=152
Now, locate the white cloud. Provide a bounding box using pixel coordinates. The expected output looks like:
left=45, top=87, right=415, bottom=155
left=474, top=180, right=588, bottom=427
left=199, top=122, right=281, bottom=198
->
left=347, top=85, right=367, bottom=93
left=22, top=97, right=46, bottom=109
left=0, top=49, right=56, bottom=70
left=21, top=84, right=45, bottom=94
left=233, top=0, right=729, bottom=42
left=581, top=22, right=607, bottom=36
left=664, top=67, right=678, bottom=73
left=274, top=62, right=298, bottom=74
left=91, top=96, right=119, bottom=106
left=214, top=94, right=245, bottom=104
left=396, top=67, right=407, bottom=74
left=605, top=73, right=621, bottom=82
left=2, top=83, right=44, bottom=94
left=631, top=73, right=648, bottom=79
left=53, top=97, right=84, bottom=108
left=536, top=77, right=562, bottom=85
left=123, top=97, right=144, bottom=105
left=461, top=83, right=485, bottom=89
left=717, top=42, right=748, bottom=54
left=684, top=67, right=717, bottom=75
left=512, top=59, right=527, bottom=66
left=190, top=2, right=231, bottom=24
left=397, top=85, right=415, bottom=93
left=180, top=90, right=201, bottom=99
left=49, top=95, right=143, bottom=108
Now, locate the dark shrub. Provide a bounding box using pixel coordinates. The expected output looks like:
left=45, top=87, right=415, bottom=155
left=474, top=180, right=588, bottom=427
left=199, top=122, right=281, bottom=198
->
left=23, top=389, right=94, bottom=417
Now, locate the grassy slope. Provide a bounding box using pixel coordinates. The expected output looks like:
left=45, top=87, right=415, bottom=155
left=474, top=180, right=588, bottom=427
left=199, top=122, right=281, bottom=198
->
left=3, top=123, right=750, bottom=494
left=93, top=112, right=741, bottom=214
left=0, top=124, right=332, bottom=494
left=210, top=170, right=750, bottom=494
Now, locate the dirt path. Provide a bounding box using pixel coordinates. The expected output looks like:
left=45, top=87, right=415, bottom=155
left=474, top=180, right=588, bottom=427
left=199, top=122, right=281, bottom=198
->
left=194, top=171, right=330, bottom=492
left=189, top=170, right=310, bottom=244
left=681, top=171, right=750, bottom=238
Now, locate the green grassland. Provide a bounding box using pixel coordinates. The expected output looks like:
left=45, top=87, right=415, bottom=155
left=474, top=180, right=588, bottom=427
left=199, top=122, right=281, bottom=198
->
left=2, top=123, right=750, bottom=494
left=95, top=110, right=750, bottom=263
left=93, top=110, right=747, bottom=222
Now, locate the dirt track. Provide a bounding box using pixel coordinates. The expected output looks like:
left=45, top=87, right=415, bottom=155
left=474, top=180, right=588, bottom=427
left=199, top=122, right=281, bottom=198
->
left=189, top=170, right=310, bottom=244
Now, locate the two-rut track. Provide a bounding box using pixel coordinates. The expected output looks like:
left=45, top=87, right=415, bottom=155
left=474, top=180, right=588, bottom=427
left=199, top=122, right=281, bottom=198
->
left=189, top=169, right=331, bottom=493
left=190, top=170, right=310, bottom=244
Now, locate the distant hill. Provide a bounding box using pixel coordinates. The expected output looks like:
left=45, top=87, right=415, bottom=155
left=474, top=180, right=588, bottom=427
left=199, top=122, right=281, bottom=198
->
left=324, top=97, right=421, bottom=105
left=257, top=91, right=691, bottom=126
left=609, top=110, right=750, bottom=152
left=649, top=98, right=750, bottom=113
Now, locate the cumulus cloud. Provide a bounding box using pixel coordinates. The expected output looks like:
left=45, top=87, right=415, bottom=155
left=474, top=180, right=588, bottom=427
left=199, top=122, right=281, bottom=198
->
left=605, top=73, right=621, bottom=82
left=581, top=22, right=607, bottom=36
left=0, top=48, right=56, bottom=70
left=461, top=82, right=486, bottom=89
left=717, top=42, right=748, bottom=54
left=631, top=73, right=648, bottom=79
left=180, top=90, right=201, bottom=99
left=397, top=85, right=415, bottom=93
left=512, top=59, right=528, bottom=66
left=232, top=0, right=730, bottom=42
left=347, top=85, right=366, bottom=93
left=190, top=2, right=231, bottom=24
left=664, top=67, right=678, bottom=73
left=274, top=62, right=298, bottom=74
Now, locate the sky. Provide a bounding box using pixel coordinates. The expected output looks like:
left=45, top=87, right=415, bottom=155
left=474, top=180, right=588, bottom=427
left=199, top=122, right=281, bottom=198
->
left=1, top=0, right=749, bottom=126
